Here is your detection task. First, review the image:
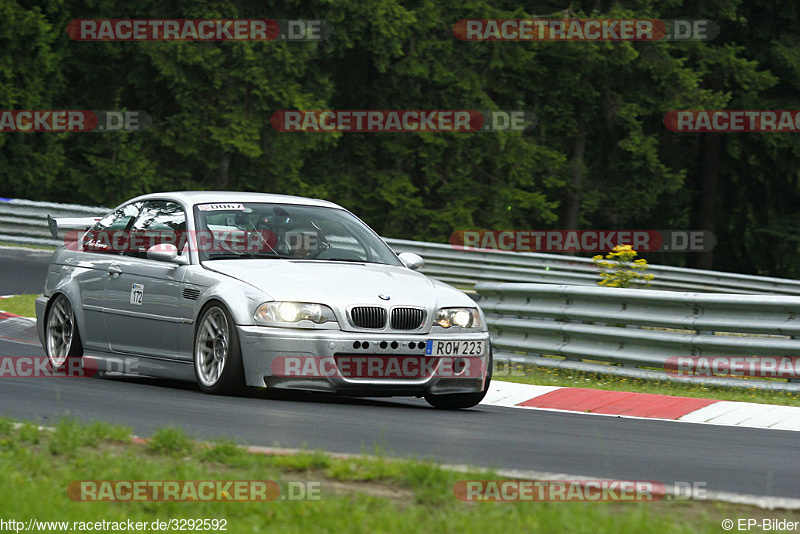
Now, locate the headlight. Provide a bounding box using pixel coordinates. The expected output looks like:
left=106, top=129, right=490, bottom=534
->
left=434, top=307, right=482, bottom=329
left=255, top=302, right=338, bottom=327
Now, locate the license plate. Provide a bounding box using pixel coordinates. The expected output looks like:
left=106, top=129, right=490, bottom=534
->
left=425, top=340, right=484, bottom=357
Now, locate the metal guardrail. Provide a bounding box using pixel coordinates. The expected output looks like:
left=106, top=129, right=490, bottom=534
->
left=476, top=282, right=800, bottom=391
left=0, top=198, right=105, bottom=247
left=385, top=238, right=800, bottom=295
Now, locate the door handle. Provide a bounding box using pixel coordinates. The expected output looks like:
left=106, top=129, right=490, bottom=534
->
left=107, top=265, right=122, bottom=276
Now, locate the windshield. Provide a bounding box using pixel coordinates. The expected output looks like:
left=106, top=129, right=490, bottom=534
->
left=192, top=202, right=402, bottom=265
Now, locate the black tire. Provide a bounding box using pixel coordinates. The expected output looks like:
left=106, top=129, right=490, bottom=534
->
left=193, top=303, right=245, bottom=395
left=45, top=294, right=84, bottom=374
left=425, top=349, right=493, bottom=410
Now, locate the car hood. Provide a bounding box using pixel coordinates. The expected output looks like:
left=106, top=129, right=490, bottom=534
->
left=203, top=259, right=474, bottom=309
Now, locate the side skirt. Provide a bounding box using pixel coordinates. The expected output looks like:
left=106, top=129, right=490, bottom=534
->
left=82, top=352, right=195, bottom=382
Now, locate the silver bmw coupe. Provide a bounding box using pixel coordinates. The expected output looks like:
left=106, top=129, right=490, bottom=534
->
left=36, top=192, right=492, bottom=409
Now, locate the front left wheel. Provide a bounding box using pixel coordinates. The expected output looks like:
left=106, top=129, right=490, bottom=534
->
left=193, top=303, right=245, bottom=395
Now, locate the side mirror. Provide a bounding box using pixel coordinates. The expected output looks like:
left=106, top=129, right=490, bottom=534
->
left=147, top=243, right=188, bottom=265
left=398, top=252, right=424, bottom=271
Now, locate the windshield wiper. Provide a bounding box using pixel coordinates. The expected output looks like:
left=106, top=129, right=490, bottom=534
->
left=313, top=258, right=382, bottom=264
left=205, top=252, right=286, bottom=260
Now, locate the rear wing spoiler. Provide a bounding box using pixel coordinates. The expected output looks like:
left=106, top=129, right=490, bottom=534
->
left=47, top=215, right=101, bottom=239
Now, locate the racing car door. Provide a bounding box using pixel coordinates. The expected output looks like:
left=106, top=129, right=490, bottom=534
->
left=73, top=201, right=143, bottom=352
left=103, top=200, right=191, bottom=359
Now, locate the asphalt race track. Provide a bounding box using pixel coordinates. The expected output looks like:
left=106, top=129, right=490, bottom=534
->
left=0, top=246, right=50, bottom=295
left=1, top=247, right=799, bottom=500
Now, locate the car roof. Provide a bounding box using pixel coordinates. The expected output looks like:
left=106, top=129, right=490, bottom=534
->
left=126, top=191, right=344, bottom=210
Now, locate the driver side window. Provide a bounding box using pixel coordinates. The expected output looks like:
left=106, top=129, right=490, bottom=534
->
left=82, top=202, right=143, bottom=254
left=125, top=201, right=187, bottom=259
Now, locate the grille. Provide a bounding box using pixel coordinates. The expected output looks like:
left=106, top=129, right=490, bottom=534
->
left=182, top=287, right=200, bottom=300
left=390, top=308, right=425, bottom=330
left=349, top=307, right=387, bottom=329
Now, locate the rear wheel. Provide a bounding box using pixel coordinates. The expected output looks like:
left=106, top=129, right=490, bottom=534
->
left=425, top=350, right=493, bottom=410
left=193, top=303, right=244, bottom=395
left=45, top=294, right=83, bottom=372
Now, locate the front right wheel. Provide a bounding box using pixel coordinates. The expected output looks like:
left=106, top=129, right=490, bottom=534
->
left=425, top=350, right=493, bottom=410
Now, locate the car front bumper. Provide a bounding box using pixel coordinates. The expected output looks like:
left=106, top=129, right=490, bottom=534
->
left=237, top=325, right=490, bottom=396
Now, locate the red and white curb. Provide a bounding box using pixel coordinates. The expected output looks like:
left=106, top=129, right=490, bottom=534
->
left=484, top=381, right=800, bottom=432
left=0, top=305, right=39, bottom=346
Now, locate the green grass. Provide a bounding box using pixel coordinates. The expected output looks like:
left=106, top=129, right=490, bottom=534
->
left=146, top=426, right=196, bottom=457
left=496, top=362, right=800, bottom=406
left=0, top=294, right=37, bottom=317
left=0, top=417, right=791, bottom=532
left=0, top=241, right=56, bottom=251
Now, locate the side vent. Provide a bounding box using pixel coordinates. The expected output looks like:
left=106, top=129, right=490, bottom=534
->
left=182, top=287, right=201, bottom=300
